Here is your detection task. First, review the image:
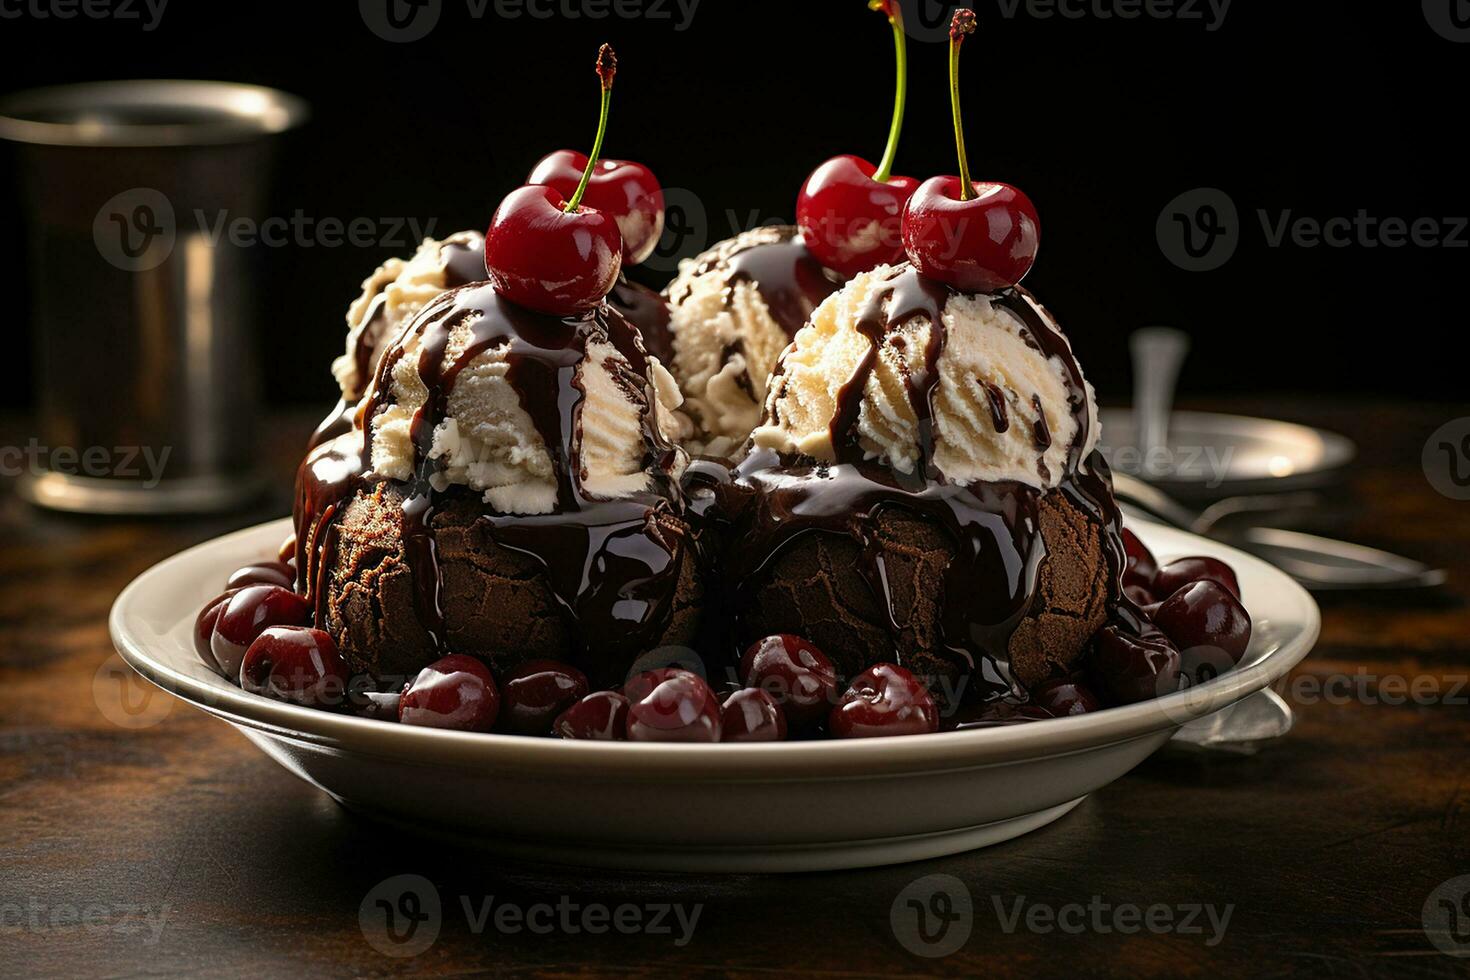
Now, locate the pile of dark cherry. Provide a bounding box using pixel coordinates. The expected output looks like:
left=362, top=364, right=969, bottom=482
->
left=191, top=528, right=1249, bottom=742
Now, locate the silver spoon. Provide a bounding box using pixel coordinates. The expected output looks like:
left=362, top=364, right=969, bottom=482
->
left=1113, top=473, right=1446, bottom=592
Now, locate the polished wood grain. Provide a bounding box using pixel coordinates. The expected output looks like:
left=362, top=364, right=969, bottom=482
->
left=2, top=401, right=1469, bottom=979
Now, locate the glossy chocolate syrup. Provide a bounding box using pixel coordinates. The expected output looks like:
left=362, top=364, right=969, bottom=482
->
left=608, top=273, right=675, bottom=365
left=306, top=233, right=490, bottom=456
left=439, top=233, right=487, bottom=289
left=295, top=277, right=687, bottom=676
left=669, top=226, right=844, bottom=339
left=698, top=264, right=1124, bottom=701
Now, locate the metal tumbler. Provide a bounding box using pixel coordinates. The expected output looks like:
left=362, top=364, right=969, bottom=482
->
left=0, top=80, right=308, bottom=514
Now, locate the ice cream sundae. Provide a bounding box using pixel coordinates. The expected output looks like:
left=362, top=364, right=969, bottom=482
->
left=189, top=18, right=1256, bottom=743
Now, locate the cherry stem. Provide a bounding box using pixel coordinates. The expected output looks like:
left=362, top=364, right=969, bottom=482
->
left=949, top=10, right=977, bottom=202
left=565, top=43, right=617, bottom=213
left=870, top=0, right=907, bottom=184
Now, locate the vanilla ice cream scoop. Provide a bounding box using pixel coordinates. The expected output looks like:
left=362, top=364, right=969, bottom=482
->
left=663, top=226, right=843, bottom=456
left=333, top=231, right=487, bottom=403
left=366, top=281, right=687, bottom=515
left=752, top=263, right=1098, bottom=487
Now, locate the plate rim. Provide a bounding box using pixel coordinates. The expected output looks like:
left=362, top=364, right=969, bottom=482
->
left=110, top=516, right=1320, bottom=780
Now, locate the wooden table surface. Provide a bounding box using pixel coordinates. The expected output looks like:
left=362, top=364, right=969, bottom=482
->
left=3, top=400, right=1469, bottom=979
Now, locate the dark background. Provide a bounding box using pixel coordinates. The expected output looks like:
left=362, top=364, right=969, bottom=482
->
left=0, top=0, right=1463, bottom=413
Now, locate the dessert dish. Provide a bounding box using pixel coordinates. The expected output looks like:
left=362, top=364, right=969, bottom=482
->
left=188, top=16, right=1257, bottom=744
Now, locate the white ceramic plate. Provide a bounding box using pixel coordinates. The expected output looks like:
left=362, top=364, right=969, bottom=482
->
left=110, top=517, right=1319, bottom=872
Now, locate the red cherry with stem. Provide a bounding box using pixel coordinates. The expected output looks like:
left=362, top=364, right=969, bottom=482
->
left=240, top=627, right=348, bottom=708
left=398, top=654, right=500, bottom=732
left=527, top=150, right=664, bottom=266
left=901, top=10, right=1040, bottom=292
left=485, top=44, right=624, bottom=315
left=796, top=1, right=920, bottom=277
left=829, top=663, right=939, bottom=738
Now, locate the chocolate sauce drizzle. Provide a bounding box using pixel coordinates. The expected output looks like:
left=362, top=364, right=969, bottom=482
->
left=307, top=233, right=490, bottom=456
left=670, top=226, right=845, bottom=340
left=608, top=273, right=675, bottom=366
left=295, top=276, right=687, bottom=678
left=703, top=264, right=1118, bottom=701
